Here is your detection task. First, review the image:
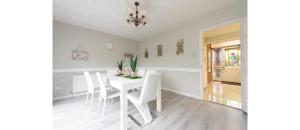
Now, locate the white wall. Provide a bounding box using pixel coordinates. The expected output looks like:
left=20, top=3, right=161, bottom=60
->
left=53, top=21, right=139, bottom=98
left=138, top=2, right=247, bottom=107
left=53, top=21, right=139, bottom=68
left=240, top=17, right=248, bottom=112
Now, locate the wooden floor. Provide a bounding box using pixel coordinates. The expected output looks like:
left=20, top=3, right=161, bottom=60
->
left=53, top=90, right=247, bottom=130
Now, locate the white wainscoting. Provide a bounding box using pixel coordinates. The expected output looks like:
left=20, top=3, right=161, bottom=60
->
left=53, top=87, right=201, bottom=102
left=72, top=74, right=99, bottom=93
left=53, top=67, right=202, bottom=101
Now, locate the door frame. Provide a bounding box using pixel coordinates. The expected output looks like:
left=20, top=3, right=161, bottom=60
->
left=198, top=17, right=247, bottom=112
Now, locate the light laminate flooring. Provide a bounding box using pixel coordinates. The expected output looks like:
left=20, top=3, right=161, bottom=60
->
left=53, top=90, right=247, bottom=130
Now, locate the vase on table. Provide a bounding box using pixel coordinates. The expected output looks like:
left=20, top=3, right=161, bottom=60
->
left=131, top=71, right=136, bottom=78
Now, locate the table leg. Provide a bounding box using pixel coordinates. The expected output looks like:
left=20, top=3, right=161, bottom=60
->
left=120, top=88, right=128, bottom=130
left=157, top=79, right=162, bottom=112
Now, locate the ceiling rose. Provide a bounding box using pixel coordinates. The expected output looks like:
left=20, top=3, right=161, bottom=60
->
left=126, top=1, right=147, bottom=27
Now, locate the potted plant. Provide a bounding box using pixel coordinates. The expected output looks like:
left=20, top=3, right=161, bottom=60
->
left=116, top=59, right=124, bottom=75
left=129, top=55, right=138, bottom=77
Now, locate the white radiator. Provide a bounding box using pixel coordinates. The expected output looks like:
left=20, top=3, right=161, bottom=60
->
left=72, top=74, right=99, bottom=94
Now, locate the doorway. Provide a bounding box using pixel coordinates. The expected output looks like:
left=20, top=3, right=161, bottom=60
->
left=202, top=22, right=242, bottom=109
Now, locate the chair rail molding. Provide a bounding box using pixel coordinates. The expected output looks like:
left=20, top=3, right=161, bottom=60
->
left=53, top=67, right=200, bottom=73
left=53, top=67, right=110, bottom=73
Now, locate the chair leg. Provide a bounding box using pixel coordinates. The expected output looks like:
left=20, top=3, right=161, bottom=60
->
left=98, top=97, right=102, bottom=113
left=128, top=103, right=154, bottom=128
left=133, top=103, right=153, bottom=124
left=90, top=93, right=94, bottom=112
left=85, top=92, right=89, bottom=105
left=101, top=99, right=106, bottom=122
left=128, top=112, right=156, bottom=128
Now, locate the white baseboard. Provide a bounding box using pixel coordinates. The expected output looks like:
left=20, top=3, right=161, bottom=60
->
left=162, top=87, right=201, bottom=100
left=72, top=92, right=88, bottom=97
left=53, top=95, right=72, bottom=101
left=53, top=91, right=100, bottom=101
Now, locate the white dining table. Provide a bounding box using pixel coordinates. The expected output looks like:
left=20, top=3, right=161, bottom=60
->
left=106, top=75, right=161, bottom=130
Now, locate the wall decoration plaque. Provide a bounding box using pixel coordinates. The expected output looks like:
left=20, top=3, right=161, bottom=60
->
left=144, top=48, right=149, bottom=58
left=176, top=39, right=184, bottom=55
left=157, top=44, right=163, bottom=56
left=72, top=47, right=88, bottom=61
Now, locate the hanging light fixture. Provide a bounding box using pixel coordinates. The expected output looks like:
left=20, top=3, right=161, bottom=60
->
left=126, top=1, right=147, bottom=27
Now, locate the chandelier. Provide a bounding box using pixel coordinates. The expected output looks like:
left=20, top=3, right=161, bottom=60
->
left=126, top=1, right=147, bottom=27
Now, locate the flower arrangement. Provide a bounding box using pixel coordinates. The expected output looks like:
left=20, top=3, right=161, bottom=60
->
left=129, top=55, right=138, bottom=77
left=116, top=59, right=124, bottom=74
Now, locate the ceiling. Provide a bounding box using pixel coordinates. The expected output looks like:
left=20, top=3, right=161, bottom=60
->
left=203, top=22, right=240, bottom=38
left=53, top=0, right=243, bottom=41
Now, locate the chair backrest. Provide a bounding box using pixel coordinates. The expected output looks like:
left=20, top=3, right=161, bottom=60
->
left=83, top=71, right=94, bottom=93
left=137, top=68, right=146, bottom=77
left=139, top=73, right=161, bottom=104
left=96, top=72, right=107, bottom=98
left=106, top=69, right=117, bottom=77
left=146, top=69, right=156, bottom=75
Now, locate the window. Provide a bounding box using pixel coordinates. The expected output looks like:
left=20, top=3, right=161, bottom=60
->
left=225, top=47, right=240, bottom=66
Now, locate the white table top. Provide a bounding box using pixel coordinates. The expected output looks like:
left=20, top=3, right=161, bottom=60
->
left=106, top=76, right=144, bottom=90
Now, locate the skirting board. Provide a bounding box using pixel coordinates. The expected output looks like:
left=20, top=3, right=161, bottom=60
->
left=162, top=87, right=201, bottom=100
left=53, top=92, right=86, bottom=101
left=53, top=90, right=100, bottom=101
left=53, top=95, right=72, bottom=101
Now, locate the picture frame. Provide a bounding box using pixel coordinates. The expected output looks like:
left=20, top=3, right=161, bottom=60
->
left=176, top=39, right=184, bottom=55
left=157, top=44, right=163, bottom=56
left=72, top=47, right=88, bottom=61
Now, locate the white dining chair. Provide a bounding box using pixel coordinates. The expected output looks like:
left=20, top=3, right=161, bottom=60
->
left=106, top=69, right=117, bottom=77
left=127, top=72, right=161, bottom=127
left=96, top=72, right=120, bottom=122
left=146, top=69, right=156, bottom=74
left=83, top=71, right=97, bottom=111
left=137, top=68, right=146, bottom=77
left=104, top=69, right=118, bottom=90
left=133, top=68, right=147, bottom=91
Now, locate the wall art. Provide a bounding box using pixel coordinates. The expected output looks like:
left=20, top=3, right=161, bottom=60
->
left=157, top=44, right=163, bottom=56
left=176, top=39, right=184, bottom=55
left=72, top=47, right=88, bottom=61
left=144, top=48, right=149, bottom=58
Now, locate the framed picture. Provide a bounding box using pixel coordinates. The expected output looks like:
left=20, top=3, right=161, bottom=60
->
left=144, top=48, right=149, bottom=58
left=72, top=47, right=88, bottom=61
left=157, top=44, right=163, bottom=56
left=176, top=39, right=184, bottom=55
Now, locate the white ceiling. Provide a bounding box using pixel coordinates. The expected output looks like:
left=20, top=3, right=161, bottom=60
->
left=53, top=0, right=243, bottom=41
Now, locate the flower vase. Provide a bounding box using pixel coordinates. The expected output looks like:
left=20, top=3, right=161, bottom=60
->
left=131, top=72, right=136, bottom=78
